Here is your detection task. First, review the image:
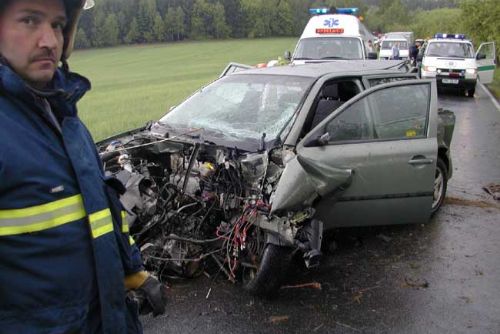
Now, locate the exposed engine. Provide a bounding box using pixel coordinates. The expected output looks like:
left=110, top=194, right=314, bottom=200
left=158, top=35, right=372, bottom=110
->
left=99, top=133, right=313, bottom=282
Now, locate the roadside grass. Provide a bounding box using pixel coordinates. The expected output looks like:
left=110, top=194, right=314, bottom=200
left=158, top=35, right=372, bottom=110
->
left=70, top=38, right=297, bottom=141
left=485, top=67, right=500, bottom=100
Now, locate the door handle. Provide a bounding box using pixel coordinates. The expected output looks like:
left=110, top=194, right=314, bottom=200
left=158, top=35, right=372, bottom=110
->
left=408, top=156, right=434, bottom=166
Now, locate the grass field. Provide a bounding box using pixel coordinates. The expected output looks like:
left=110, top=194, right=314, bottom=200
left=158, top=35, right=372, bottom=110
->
left=486, top=67, right=500, bottom=100
left=70, top=38, right=297, bottom=141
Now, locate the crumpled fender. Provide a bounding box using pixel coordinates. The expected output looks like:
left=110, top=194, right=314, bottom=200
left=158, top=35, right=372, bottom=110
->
left=270, top=155, right=353, bottom=214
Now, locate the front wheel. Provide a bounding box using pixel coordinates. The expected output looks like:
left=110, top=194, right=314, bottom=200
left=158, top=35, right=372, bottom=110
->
left=431, top=158, right=448, bottom=215
left=242, top=241, right=293, bottom=297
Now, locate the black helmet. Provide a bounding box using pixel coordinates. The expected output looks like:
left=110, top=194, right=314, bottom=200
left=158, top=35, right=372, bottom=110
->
left=63, top=0, right=94, bottom=60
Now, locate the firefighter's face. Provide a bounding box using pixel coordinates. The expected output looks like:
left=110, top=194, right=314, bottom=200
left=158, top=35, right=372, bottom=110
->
left=0, top=0, right=66, bottom=88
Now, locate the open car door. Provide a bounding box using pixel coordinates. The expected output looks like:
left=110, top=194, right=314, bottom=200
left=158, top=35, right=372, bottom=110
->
left=219, top=62, right=252, bottom=78
left=296, top=79, right=438, bottom=228
left=476, top=42, right=496, bottom=84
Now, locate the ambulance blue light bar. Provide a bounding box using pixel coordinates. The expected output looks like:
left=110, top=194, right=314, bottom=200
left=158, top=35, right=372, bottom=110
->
left=309, top=8, right=330, bottom=15
left=336, top=7, right=359, bottom=15
left=435, top=33, right=466, bottom=40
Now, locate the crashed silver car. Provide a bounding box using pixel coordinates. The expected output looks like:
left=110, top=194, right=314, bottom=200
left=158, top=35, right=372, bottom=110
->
left=97, top=61, right=455, bottom=296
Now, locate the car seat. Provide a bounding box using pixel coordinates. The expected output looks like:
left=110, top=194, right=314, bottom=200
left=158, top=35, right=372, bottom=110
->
left=310, top=85, right=343, bottom=128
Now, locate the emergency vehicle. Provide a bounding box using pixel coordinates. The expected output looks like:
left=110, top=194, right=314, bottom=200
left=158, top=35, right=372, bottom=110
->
left=420, top=33, right=496, bottom=97
left=288, top=8, right=378, bottom=64
left=379, top=35, right=410, bottom=60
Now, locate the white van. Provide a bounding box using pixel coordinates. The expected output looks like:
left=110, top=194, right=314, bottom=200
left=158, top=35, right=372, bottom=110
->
left=289, top=8, right=377, bottom=64
left=379, top=37, right=410, bottom=60
left=420, top=33, right=496, bottom=97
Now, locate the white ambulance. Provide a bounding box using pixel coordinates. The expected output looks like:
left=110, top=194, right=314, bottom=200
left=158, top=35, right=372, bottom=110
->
left=288, top=8, right=378, bottom=64
left=420, top=33, right=496, bottom=97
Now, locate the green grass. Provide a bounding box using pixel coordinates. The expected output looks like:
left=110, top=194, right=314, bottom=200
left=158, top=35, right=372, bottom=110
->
left=486, top=67, right=500, bottom=100
left=70, top=38, right=297, bottom=141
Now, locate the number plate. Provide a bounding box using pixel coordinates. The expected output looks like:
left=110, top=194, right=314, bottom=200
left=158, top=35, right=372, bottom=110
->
left=442, top=79, right=459, bottom=84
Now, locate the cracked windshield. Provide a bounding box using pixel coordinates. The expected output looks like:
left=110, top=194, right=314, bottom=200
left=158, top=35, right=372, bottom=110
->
left=160, top=74, right=313, bottom=141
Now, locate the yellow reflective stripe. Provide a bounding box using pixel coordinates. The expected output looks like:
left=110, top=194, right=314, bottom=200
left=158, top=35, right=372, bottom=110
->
left=129, top=235, right=136, bottom=245
left=0, top=194, right=82, bottom=219
left=121, top=211, right=129, bottom=233
left=89, top=209, right=113, bottom=239
left=0, top=195, right=86, bottom=236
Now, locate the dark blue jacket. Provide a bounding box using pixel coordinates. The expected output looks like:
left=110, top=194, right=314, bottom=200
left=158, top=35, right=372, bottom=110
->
left=0, top=64, right=143, bottom=333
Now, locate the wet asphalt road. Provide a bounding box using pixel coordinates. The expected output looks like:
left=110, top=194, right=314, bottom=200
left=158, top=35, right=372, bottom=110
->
left=143, top=84, right=500, bottom=334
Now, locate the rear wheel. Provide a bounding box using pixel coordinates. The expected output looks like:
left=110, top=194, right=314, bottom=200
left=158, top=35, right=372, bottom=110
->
left=431, top=158, right=448, bottom=215
left=241, top=230, right=293, bottom=297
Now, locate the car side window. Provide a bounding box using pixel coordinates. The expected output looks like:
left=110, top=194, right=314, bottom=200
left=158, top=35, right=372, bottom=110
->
left=326, top=97, right=372, bottom=141
left=326, top=83, right=430, bottom=143
left=367, top=76, right=416, bottom=87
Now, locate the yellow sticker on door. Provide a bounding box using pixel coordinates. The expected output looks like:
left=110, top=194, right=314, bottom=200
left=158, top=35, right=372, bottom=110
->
left=406, top=129, right=417, bottom=138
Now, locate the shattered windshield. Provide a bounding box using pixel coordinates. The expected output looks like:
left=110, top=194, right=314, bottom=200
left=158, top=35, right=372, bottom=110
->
left=294, top=37, right=364, bottom=60
left=425, top=42, right=474, bottom=58
left=160, top=74, right=313, bottom=142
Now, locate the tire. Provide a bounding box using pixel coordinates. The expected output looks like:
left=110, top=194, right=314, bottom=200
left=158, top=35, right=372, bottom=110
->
left=242, top=243, right=293, bottom=297
left=467, top=88, right=475, bottom=98
left=431, top=158, right=448, bottom=215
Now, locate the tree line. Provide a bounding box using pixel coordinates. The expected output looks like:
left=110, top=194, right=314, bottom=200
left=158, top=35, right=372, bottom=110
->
left=75, top=0, right=313, bottom=48
left=75, top=0, right=497, bottom=53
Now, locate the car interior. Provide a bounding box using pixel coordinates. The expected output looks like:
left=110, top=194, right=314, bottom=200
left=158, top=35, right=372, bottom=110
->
left=305, top=80, right=361, bottom=133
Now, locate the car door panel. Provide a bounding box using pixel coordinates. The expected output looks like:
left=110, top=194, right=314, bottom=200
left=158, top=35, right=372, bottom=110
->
left=302, top=139, right=436, bottom=228
left=297, top=80, right=437, bottom=228
left=476, top=42, right=496, bottom=84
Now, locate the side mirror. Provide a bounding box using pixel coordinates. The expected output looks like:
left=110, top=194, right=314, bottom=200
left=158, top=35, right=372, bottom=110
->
left=476, top=53, right=486, bottom=60
left=284, top=50, right=292, bottom=61
left=368, top=52, right=378, bottom=60
left=317, top=132, right=330, bottom=146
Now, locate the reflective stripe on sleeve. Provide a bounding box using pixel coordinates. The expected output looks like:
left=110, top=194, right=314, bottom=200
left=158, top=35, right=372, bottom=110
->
left=89, top=208, right=114, bottom=239
left=121, top=211, right=129, bottom=233
left=0, top=195, right=86, bottom=236
left=129, top=235, right=136, bottom=245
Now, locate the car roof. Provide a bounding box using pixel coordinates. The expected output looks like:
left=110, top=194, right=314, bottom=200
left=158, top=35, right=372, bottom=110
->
left=233, top=60, right=409, bottom=78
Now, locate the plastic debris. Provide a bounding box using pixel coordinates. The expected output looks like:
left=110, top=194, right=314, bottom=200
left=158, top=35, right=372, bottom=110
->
left=281, top=282, right=322, bottom=290
left=269, top=315, right=289, bottom=324
left=483, top=183, right=500, bottom=200
left=402, top=276, right=429, bottom=289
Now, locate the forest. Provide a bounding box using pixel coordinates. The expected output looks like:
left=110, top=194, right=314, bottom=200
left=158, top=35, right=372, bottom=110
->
left=75, top=0, right=498, bottom=54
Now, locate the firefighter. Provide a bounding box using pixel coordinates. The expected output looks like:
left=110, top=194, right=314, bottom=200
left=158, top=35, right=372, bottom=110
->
left=0, top=0, right=166, bottom=333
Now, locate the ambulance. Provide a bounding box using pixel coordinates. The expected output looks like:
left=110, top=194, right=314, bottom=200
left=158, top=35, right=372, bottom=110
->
left=420, top=33, right=496, bottom=97
left=288, top=8, right=378, bottom=64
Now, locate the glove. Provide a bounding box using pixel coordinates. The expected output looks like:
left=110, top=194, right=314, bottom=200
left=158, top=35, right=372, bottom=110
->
left=136, top=275, right=168, bottom=316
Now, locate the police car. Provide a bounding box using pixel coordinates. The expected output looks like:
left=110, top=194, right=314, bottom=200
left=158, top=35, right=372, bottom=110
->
left=419, top=33, right=496, bottom=97
left=287, top=7, right=378, bottom=64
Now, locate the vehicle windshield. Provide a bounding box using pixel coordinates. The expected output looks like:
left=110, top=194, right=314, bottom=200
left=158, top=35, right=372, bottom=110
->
left=160, top=74, right=313, bottom=142
left=425, top=41, right=474, bottom=58
left=381, top=40, right=408, bottom=50
left=294, top=37, right=364, bottom=60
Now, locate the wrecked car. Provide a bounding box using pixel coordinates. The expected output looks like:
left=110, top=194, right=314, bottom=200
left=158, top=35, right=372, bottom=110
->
left=97, top=60, right=455, bottom=296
